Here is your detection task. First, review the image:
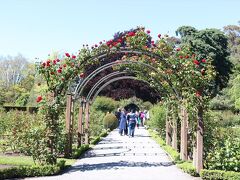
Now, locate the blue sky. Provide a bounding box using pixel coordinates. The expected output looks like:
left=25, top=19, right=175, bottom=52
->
left=0, top=0, right=239, bottom=61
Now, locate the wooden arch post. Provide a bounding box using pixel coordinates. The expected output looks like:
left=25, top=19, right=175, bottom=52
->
left=196, top=105, right=203, bottom=173
left=77, top=98, right=84, bottom=147
left=165, top=106, right=171, bottom=146
left=65, top=94, right=73, bottom=157
left=171, top=111, right=178, bottom=151
left=180, top=104, right=188, bottom=161
left=84, top=100, right=90, bottom=144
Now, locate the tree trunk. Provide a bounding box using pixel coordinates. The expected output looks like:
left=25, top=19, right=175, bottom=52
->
left=180, top=105, right=188, bottom=161
left=196, top=105, right=203, bottom=173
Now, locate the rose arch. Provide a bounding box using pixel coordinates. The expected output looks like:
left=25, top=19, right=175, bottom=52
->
left=37, top=27, right=215, bottom=173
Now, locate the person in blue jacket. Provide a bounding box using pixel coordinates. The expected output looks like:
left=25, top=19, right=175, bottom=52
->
left=119, top=109, right=127, bottom=136
left=127, top=110, right=137, bottom=137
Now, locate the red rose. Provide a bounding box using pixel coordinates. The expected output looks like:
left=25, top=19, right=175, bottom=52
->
left=65, top=53, right=70, bottom=57
left=185, top=55, right=189, bottom=59
left=36, top=96, right=43, bottom=103
left=57, top=69, right=62, bottom=73
left=95, top=44, right=98, bottom=47
left=42, top=62, right=46, bottom=67
left=63, top=64, right=67, bottom=68
left=195, top=91, right=201, bottom=97
left=59, top=66, right=62, bottom=69
left=72, top=55, right=76, bottom=59
left=128, top=32, right=135, bottom=37
left=179, top=55, right=183, bottom=59
left=146, top=30, right=151, bottom=34
left=80, top=73, right=84, bottom=78
left=50, top=72, right=54, bottom=75
left=61, top=77, right=65, bottom=81
left=53, top=60, right=57, bottom=64
left=176, top=48, right=181, bottom=51
left=158, top=34, right=161, bottom=38
left=117, top=39, right=122, bottom=43
left=99, top=41, right=102, bottom=44
left=193, top=60, right=200, bottom=65
left=113, top=42, right=118, bottom=46
left=201, top=59, right=206, bottom=63
left=56, top=59, right=60, bottom=62
left=151, top=40, right=154, bottom=44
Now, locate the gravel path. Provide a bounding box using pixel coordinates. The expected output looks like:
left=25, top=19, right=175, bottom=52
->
left=27, top=127, right=200, bottom=180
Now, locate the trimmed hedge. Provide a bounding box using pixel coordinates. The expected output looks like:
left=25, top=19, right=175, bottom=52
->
left=90, top=136, right=101, bottom=145
left=148, top=129, right=200, bottom=177
left=177, top=161, right=199, bottom=177
left=72, top=145, right=90, bottom=159
left=200, top=169, right=240, bottom=180
left=103, top=113, right=118, bottom=130
left=90, top=129, right=109, bottom=145
left=0, top=160, right=65, bottom=179
left=148, top=129, right=180, bottom=161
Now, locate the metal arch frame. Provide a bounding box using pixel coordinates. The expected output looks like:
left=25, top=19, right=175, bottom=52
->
left=73, top=60, right=180, bottom=100
left=85, top=71, right=130, bottom=100
left=85, top=70, right=165, bottom=101
left=90, top=76, right=154, bottom=104
left=80, top=47, right=173, bottom=69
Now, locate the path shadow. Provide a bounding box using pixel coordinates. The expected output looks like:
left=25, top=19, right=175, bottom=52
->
left=66, top=161, right=174, bottom=173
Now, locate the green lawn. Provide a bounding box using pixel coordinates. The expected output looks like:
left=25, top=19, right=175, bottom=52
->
left=0, top=155, right=76, bottom=166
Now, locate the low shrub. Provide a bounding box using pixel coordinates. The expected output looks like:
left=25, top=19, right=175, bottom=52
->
left=103, top=113, right=118, bottom=130
left=72, top=145, right=90, bottom=159
left=0, top=160, right=65, bottom=179
left=205, top=137, right=240, bottom=172
left=90, top=137, right=101, bottom=145
left=90, top=129, right=109, bottom=145
left=148, top=129, right=180, bottom=161
left=177, top=161, right=199, bottom=177
left=200, top=169, right=240, bottom=180
left=148, top=104, right=166, bottom=137
left=91, top=96, right=118, bottom=113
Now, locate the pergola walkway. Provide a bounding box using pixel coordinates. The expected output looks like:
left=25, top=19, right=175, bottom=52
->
left=28, top=128, right=200, bottom=180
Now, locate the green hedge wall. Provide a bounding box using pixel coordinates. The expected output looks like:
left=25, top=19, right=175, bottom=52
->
left=0, top=160, right=65, bottom=179
left=200, top=169, right=240, bottom=180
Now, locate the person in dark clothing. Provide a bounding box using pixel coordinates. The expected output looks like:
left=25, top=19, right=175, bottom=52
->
left=127, top=110, right=137, bottom=137
left=115, top=108, right=121, bottom=126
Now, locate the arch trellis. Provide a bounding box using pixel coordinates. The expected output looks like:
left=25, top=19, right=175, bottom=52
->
left=64, top=49, right=203, bottom=174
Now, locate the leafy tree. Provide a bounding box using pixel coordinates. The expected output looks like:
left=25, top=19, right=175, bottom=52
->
left=0, top=55, right=35, bottom=106
left=176, top=26, right=232, bottom=94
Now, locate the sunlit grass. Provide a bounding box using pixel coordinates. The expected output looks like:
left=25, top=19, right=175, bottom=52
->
left=0, top=155, right=76, bottom=166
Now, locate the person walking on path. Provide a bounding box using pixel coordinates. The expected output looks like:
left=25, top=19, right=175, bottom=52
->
left=115, top=108, right=121, bottom=126
left=118, top=109, right=127, bottom=136
left=127, top=110, right=137, bottom=137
